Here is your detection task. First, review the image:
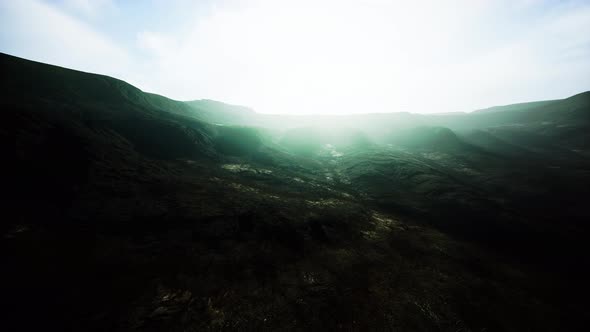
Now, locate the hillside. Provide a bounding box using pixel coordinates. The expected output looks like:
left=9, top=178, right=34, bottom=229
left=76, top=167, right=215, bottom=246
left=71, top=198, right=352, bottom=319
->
left=2, top=52, right=590, bottom=331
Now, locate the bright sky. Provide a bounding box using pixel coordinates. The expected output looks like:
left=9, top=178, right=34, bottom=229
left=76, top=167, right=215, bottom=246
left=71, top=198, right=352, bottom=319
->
left=1, top=0, right=590, bottom=114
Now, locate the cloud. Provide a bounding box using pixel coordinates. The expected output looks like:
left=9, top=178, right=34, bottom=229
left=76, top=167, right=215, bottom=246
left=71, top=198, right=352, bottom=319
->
left=61, top=0, right=117, bottom=18
left=133, top=0, right=510, bottom=113
left=0, top=0, right=132, bottom=81
left=137, top=31, right=179, bottom=58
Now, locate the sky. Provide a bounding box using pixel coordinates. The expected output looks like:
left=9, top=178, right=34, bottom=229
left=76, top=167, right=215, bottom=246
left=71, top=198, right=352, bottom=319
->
left=1, top=0, right=590, bottom=115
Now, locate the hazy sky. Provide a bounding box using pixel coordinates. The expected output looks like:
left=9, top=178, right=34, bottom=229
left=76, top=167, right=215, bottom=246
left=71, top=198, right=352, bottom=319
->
left=1, top=0, right=589, bottom=114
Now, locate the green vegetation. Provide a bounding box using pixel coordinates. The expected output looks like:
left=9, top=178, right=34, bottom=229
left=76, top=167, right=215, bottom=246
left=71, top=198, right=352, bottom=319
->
left=2, top=52, right=590, bottom=331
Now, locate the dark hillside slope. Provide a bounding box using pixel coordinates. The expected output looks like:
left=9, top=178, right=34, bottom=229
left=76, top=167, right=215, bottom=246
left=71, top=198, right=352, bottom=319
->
left=0, top=52, right=290, bottom=161
left=0, top=52, right=219, bottom=231
left=0, top=52, right=219, bottom=156
left=0, top=51, right=295, bottom=228
left=186, top=99, right=257, bottom=125
left=473, top=99, right=559, bottom=114
left=0, top=53, right=199, bottom=118
left=428, top=91, right=590, bottom=132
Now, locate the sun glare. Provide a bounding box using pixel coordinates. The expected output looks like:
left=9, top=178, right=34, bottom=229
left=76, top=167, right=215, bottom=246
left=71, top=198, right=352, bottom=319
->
left=197, top=1, right=417, bottom=115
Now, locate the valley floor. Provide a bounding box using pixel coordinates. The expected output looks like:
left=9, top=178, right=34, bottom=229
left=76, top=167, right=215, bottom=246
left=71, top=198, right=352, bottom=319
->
left=4, top=155, right=588, bottom=331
